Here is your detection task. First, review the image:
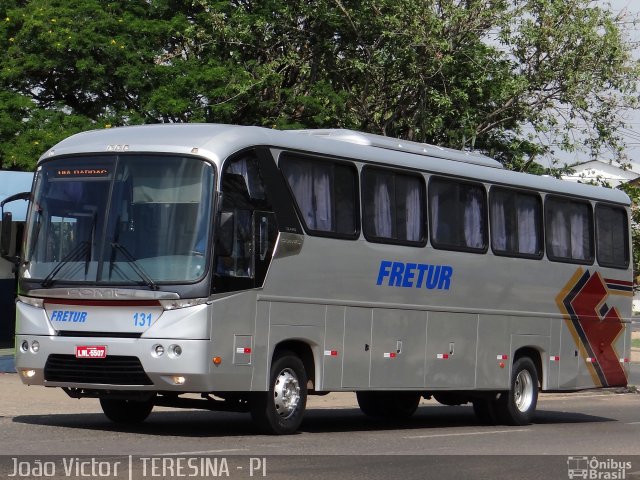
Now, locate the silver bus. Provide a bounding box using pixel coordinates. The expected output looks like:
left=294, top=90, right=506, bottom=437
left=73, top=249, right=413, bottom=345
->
left=1, top=124, right=632, bottom=434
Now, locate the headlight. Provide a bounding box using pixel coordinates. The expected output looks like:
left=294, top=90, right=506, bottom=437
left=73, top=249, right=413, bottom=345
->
left=152, top=344, right=165, bottom=357
left=168, top=344, right=182, bottom=358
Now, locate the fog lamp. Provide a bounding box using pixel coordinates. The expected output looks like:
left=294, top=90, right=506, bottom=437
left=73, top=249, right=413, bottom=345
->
left=168, top=344, right=182, bottom=358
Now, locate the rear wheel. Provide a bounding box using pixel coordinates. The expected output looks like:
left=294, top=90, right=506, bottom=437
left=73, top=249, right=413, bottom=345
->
left=100, top=397, right=154, bottom=424
left=356, top=391, right=420, bottom=418
left=495, top=357, right=538, bottom=425
left=250, top=352, right=307, bottom=434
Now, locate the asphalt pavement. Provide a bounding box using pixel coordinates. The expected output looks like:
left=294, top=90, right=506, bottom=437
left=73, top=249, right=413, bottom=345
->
left=0, top=373, right=639, bottom=480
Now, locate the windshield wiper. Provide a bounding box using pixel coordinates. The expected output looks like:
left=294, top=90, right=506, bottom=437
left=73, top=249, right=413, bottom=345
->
left=40, top=212, right=97, bottom=287
left=41, top=241, right=90, bottom=287
left=110, top=242, right=158, bottom=290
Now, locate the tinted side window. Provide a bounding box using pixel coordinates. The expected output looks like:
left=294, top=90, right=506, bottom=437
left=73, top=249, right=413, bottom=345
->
left=545, top=197, right=594, bottom=264
left=429, top=177, right=487, bottom=252
left=362, top=167, right=426, bottom=245
left=215, top=154, right=275, bottom=285
left=490, top=188, right=543, bottom=258
left=280, top=155, right=358, bottom=238
left=596, top=204, right=629, bottom=269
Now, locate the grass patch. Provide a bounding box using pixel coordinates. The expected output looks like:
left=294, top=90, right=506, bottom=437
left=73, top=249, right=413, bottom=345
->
left=632, top=338, right=640, bottom=349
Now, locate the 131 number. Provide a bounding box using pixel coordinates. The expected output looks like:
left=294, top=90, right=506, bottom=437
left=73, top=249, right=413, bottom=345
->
left=133, top=312, right=152, bottom=327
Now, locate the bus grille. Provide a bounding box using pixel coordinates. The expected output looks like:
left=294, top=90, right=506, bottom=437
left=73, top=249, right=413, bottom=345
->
left=44, top=355, right=153, bottom=385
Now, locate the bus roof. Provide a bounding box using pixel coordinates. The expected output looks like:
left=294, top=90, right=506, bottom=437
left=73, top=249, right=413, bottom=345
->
left=40, top=124, right=630, bottom=206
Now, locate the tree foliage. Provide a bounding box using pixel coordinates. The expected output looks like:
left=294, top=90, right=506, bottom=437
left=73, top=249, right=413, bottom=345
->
left=0, top=0, right=637, bottom=174
left=2, top=0, right=640, bottom=279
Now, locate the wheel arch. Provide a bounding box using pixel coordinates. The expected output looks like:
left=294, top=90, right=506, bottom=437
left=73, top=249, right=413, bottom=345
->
left=272, top=339, right=317, bottom=391
left=513, top=346, right=543, bottom=388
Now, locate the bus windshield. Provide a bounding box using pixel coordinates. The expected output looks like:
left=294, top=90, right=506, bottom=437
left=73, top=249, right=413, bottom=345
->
left=23, top=154, right=214, bottom=286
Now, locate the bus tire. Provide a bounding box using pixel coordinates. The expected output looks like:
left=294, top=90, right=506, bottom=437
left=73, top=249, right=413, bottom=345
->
left=495, top=357, right=538, bottom=425
left=356, top=391, right=420, bottom=419
left=250, top=352, right=307, bottom=435
left=356, top=392, right=387, bottom=417
left=433, top=392, right=468, bottom=406
left=472, top=397, right=498, bottom=425
left=99, top=397, right=154, bottom=424
left=388, top=392, right=421, bottom=418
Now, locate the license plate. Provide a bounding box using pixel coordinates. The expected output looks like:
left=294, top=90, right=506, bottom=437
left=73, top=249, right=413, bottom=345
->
left=75, top=345, right=107, bottom=359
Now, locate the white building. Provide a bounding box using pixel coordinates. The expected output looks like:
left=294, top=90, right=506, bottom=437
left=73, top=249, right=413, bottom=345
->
left=562, top=159, right=640, bottom=188
left=562, top=160, right=640, bottom=314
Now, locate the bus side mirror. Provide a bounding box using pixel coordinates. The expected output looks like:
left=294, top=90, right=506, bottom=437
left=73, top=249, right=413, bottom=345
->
left=216, top=211, right=235, bottom=257
left=1, top=211, right=16, bottom=262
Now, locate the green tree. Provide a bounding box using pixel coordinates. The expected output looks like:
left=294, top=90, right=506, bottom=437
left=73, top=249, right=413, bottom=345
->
left=1, top=0, right=638, bottom=173
left=0, top=0, right=195, bottom=169
left=183, top=0, right=638, bottom=171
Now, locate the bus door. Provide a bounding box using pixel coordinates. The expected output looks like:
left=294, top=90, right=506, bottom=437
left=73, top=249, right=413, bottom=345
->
left=213, top=154, right=277, bottom=293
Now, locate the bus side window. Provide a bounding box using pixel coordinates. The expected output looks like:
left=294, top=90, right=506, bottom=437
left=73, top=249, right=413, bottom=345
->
left=280, top=155, right=359, bottom=239
left=595, top=204, right=629, bottom=269
left=216, top=174, right=253, bottom=278
left=362, top=167, right=426, bottom=246
left=214, top=154, right=276, bottom=291
left=489, top=188, right=543, bottom=258
left=545, top=196, right=594, bottom=264
left=429, top=177, right=487, bottom=252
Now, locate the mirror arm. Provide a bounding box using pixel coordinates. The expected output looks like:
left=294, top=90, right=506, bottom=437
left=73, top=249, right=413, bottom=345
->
left=1, top=191, right=30, bottom=265
left=0, top=191, right=30, bottom=208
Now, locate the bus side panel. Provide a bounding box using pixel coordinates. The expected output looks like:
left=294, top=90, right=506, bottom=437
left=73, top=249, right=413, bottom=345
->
left=370, top=309, right=426, bottom=388
left=321, top=305, right=345, bottom=391
left=510, top=333, right=550, bottom=385
left=209, top=293, right=256, bottom=391
left=425, top=312, right=477, bottom=389
left=546, top=318, right=562, bottom=390
left=577, top=341, right=598, bottom=389
left=269, top=301, right=326, bottom=328
left=267, top=301, right=325, bottom=387
left=342, top=307, right=372, bottom=388
left=558, top=319, right=580, bottom=389
left=251, top=300, right=271, bottom=391
left=475, top=315, right=510, bottom=389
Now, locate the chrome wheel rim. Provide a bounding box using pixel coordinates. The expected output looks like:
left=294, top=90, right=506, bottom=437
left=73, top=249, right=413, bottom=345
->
left=514, top=369, right=534, bottom=412
left=273, top=368, right=300, bottom=419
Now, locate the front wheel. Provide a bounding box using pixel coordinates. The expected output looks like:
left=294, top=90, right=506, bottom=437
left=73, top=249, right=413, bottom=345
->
left=495, top=357, right=538, bottom=425
left=100, top=397, right=154, bottom=424
left=250, top=352, right=307, bottom=434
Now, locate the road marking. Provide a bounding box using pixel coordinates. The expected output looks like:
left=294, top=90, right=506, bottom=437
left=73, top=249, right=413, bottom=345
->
left=404, top=428, right=530, bottom=439
left=626, top=421, right=640, bottom=425
left=157, top=448, right=248, bottom=456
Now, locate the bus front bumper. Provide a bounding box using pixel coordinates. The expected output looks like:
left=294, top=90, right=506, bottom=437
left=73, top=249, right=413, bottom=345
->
left=14, top=334, right=219, bottom=392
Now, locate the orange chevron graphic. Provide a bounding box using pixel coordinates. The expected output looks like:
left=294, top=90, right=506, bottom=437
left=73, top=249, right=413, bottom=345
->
left=556, top=268, right=628, bottom=387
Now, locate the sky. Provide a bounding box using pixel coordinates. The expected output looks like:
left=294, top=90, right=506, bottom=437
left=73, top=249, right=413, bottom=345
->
left=552, top=0, right=640, bottom=168
left=607, top=0, right=640, bottom=165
